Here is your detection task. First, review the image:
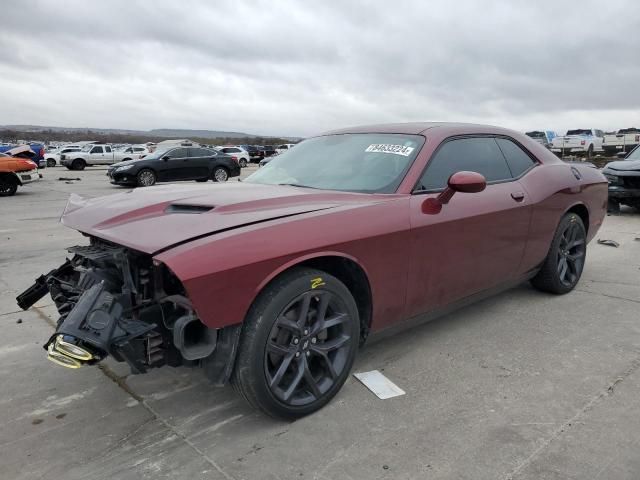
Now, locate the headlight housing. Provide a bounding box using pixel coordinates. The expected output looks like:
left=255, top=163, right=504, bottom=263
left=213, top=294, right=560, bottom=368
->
left=115, top=164, right=134, bottom=172
left=604, top=173, right=623, bottom=185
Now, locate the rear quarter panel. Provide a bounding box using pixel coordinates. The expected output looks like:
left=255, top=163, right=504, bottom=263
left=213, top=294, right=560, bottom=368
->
left=518, top=162, right=607, bottom=272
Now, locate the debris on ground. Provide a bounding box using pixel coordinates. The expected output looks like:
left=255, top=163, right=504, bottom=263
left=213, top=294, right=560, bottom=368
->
left=58, top=177, right=81, bottom=181
left=353, top=370, right=406, bottom=399
left=16, top=318, right=22, bottom=324
left=597, top=239, right=620, bottom=248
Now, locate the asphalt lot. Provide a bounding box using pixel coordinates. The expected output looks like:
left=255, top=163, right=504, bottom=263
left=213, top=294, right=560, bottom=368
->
left=1, top=166, right=640, bottom=480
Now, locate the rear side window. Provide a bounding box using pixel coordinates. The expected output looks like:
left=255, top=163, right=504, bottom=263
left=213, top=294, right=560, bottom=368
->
left=105, top=146, right=112, bottom=153
left=190, top=148, right=214, bottom=157
left=417, top=137, right=511, bottom=191
left=495, top=138, right=536, bottom=178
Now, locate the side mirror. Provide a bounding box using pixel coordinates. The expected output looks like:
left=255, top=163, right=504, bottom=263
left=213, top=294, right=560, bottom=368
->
left=422, top=171, right=487, bottom=214
left=162, top=156, right=170, bottom=161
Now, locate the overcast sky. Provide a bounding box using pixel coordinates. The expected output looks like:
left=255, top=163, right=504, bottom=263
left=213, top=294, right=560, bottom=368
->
left=1, top=0, right=640, bottom=137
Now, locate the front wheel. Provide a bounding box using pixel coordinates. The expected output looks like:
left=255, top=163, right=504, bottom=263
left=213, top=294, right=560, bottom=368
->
left=72, top=159, right=86, bottom=171
left=531, top=213, right=586, bottom=294
left=46, top=158, right=56, bottom=167
left=231, top=268, right=360, bottom=419
left=136, top=168, right=156, bottom=187
left=0, top=176, right=18, bottom=196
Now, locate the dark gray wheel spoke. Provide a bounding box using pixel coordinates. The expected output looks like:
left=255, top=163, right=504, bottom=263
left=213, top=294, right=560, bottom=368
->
left=567, top=251, right=584, bottom=262
left=267, top=341, right=294, bottom=357
left=296, top=293, right=313, bottom=328
left=269, top=352, right=295, bottom=388
left=313, top=349, right=338, bottom=380
left=276, top=316, right=301, bottom=334
left=310, top=335, right=350, bottom=354
left=558, top=257, right=568, bottom=280
left=282, top=358, right=305, bottom=401
left=569, top=238, right=585, bottom=249
left=302, top=358, right=321, bottom=398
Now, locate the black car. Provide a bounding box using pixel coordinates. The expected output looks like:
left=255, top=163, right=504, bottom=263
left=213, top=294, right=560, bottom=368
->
left=240, top=145, right=262, bottom=162
left=261, top=145, right=277, bottom=157
left=602, top=144, right=640, bottom=213
left=107, top=146, right=240, bottom=187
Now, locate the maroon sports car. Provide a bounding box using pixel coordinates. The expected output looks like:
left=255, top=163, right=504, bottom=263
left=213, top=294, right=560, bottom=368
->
left=17, top=123, right=607, bottom=419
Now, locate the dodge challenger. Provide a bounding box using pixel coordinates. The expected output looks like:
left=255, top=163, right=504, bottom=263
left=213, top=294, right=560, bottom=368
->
left=17, top=123, right=608, bottom=419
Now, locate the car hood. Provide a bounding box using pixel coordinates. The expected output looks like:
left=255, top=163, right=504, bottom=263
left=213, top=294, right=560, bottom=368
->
left=61, top=182, right=387, bottom=254
left=603, top=160, right=640, bottom=172
left=110, top=159, right=142, bottom=168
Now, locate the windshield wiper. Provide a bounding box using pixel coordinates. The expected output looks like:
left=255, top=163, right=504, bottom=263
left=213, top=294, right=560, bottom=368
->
left=276, top=183, right=319, bottom=189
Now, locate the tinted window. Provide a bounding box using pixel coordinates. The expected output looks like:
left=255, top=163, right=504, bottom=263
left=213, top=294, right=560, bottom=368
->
left=222, top=147, right=240, bottom=153
left=495, top=138, right=535, bottom=177
left=105, top=146, right=112, bottom=153
left=90, top=146, right=103, bottom=154
left=166, top=148, right=188, bottom=159
left=190, top=148, right=214, bottom=157
left=418, top=137, right=511, bottom=191
left=133, top=147, right=144, bottom=152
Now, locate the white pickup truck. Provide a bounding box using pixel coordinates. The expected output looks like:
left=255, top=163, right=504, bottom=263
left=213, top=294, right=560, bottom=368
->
left=61, top=144, right=149, bottom=170
left=550, top=129, right=605, bottom=158
left=602, top=128, right=640, bottom=156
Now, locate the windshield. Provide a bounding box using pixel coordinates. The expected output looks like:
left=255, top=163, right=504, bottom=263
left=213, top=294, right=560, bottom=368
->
left=627, top=146, right=640, bottom=160
left=245, top=133, right=425, bottom=193
left=566, top=129, right=591, bottom=136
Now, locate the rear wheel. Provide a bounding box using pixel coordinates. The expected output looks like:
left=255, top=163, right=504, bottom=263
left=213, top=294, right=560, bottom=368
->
left=136, top=169, right=156, bottom=187
left=0, top=175, right=18, bottom=196
left=239, top=158, right=247, bottom=168
left=46, top=158, right=56, bottom=167
left=531, top=213, right=586, bottom=294
left=232, top=268, right=360, bottom=419
left=212, top=167, right=229, bottom=182
left=72, top=159, right=86, bottom=171
left=586, top=144, right=594, bottom=159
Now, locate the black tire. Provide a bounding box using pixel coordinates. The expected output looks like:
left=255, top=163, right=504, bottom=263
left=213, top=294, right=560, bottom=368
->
left=0, top=175, right=18, bottom=197
left=212, top=166, right=229, bottom=182
left=586, top=144, right=594, bottom=159
left=136, top=168, right=156, bottom=187
left=531, top=213, right=587, bottom=294
left=239, top=158, right=247, bottom=168
left=72, top=159, right=86, bottom=171
left=46, top=158, right=56, bottom=167
left=231, top=267, right=360, bottom=420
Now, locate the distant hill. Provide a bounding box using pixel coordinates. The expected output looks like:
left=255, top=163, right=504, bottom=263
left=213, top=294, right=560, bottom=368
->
left=1, top=124, right=301, bottom=141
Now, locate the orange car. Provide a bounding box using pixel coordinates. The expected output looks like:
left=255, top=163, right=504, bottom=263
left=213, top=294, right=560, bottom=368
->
left=0, top=148, right=41, bottom=196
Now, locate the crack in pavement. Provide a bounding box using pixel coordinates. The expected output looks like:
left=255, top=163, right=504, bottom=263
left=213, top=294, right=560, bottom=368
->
left=31, top=306, right=236, bottom=480
left=575, top=288, right=640, bottom=305
left=505, top=354, right=640, bottom=480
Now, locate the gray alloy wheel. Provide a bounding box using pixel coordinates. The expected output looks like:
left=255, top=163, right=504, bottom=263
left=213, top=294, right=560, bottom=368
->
left=213, top=167, right=229, bottom=182
left=232, top=267, right=360, bottom=419
left=239, top=158, right=247, bottom=168
left=46, top=158, right=56, bottom=167
left=531, top=213, right=586, bottom=294
left=136, top=168, right=156, bottom=187
left=0, top=176, right=18, bottom=196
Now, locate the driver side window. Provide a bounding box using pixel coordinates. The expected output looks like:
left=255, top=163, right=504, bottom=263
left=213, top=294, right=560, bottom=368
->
left=417, top=137, right=511, bottom=191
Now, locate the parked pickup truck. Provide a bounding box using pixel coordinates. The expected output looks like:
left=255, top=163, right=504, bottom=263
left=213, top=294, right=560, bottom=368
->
left=525, top=131, right=557, bottom=148
left=61, top=144, right=149, bottom=170
left=602, top=128, right=640, bottom=156
left=550, top=129, right=604, bottom=158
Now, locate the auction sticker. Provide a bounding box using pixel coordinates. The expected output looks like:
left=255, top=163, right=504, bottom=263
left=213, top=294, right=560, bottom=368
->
left=365, top=144, right=415, bottom=156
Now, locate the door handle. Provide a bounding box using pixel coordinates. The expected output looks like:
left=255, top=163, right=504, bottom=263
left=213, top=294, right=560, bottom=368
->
left=511, top=191, right=525, bottom=201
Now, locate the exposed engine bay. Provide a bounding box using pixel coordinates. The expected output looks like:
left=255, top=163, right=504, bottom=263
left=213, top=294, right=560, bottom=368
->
left=16, top=237, right=225, bottom=376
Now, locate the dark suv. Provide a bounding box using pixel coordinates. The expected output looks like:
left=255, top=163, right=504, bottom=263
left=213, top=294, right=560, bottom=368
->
left=107, top=146, right=240, bottom=187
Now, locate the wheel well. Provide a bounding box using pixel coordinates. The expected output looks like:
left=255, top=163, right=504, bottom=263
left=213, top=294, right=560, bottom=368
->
left=0, top=172, right=20, bottom=185
left=567, top=204, right=589, bottom=234
left=299, top=256, right=373, bottom=344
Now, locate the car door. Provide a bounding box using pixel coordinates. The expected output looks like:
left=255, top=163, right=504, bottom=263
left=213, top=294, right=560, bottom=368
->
left=88, top=145, right=104, bottom=164
left=185, top=148, right=213, bottom=179
left=406, top=136, right=532, bottom=318
left=157, top=147, right=189, bottom=181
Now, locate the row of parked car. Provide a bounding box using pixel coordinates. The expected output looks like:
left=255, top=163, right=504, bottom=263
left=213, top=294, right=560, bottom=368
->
left=526, top=128, right=640, bottom=158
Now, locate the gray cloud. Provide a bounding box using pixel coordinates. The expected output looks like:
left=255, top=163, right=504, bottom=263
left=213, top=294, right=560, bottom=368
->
left=1, top=0, right=640, bottom=136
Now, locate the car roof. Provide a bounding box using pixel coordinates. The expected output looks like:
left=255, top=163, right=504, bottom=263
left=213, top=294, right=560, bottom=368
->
left=320, top=122, right=521, bottom=137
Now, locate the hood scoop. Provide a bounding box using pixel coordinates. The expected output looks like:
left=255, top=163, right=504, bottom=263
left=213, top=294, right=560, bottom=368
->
left=165, top=204, right=214, bottom=214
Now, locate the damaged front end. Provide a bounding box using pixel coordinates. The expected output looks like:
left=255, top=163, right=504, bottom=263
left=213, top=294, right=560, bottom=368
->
left=16, top=238, right=219, bottom=374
